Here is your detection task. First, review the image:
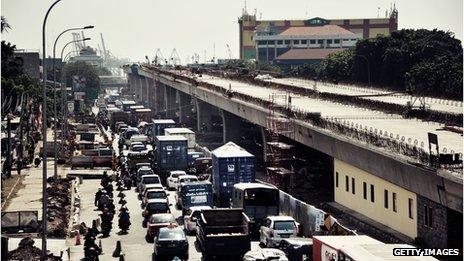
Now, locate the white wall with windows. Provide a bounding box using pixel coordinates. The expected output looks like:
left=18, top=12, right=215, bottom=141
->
left=334, top=158, right=418, bottom=239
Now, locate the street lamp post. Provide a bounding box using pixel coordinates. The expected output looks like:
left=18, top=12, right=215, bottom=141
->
left=60, top=38, right=90, bottom=143
left=52, top=26, right=93, bottom=180
left=41, top=0, right=62, bottom=259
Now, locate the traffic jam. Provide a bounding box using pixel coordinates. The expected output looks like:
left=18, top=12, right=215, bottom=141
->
left=87, top=93, right=432, bottom=261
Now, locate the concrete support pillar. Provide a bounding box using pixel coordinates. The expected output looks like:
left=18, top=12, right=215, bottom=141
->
left=154, top=82, right=165, bottom=116
left=138, top=76, right=143, bottom=103
left=145, top=77, right=150, bottom=107
left=196, top=100, right=214, bottom=132
left=260, top=126, right=268, bottom=163
left=164, top=86, right=177, bottom=119
left=221, top=110, right=242, bottom=144
left=178, top=91, right=192, bottom=124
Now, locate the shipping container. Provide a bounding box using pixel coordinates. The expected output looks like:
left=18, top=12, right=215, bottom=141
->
left=155, top=135, right=188, bottom=173
left=312, top=236, right=382, bottom=261
left=165, top=128, right=196, bottom=151
left=152, top=119, right=176, bottom=136
left=211, top=142, right=255, bottom=207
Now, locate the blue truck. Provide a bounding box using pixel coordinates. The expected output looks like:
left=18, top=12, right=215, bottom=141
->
left=211, top=142, right=255, bottom=207
left=176, top=181, right=213, bottom=215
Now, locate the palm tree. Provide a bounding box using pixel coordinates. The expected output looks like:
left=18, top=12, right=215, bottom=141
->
left=1, top=16, right=11, bottom=33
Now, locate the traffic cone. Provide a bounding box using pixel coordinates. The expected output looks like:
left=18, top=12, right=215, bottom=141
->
left=112, top=240, right=122, bottom=257
left=75, top=231, right=81, bottom=245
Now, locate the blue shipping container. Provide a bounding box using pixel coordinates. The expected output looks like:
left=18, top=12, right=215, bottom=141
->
left=155, top=135, right=188, bottom=172
left=211, top=142, right=255, bottom=207
left=152, top=119, right=176, bottom=136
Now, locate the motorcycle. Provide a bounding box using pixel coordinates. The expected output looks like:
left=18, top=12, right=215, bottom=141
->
left=118, top=211, right=131, bottom=234
left=123, top=176, right=132, bottom=190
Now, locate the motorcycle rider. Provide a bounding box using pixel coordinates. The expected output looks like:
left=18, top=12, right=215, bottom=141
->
left=100, top=207, right=113, bottom=237
left=94, top=188, right=103, bottom=207
left=84, top=230, right=101, bottom=260
left=118, top=207, right=131, bottom=233
left=97, top=190, right=110, bottom=211
left=123, top=174, right=132, bottom=190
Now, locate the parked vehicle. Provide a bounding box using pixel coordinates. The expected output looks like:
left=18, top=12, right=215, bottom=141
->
left=141, top=188, right=167, bottom=206
left=196, top=208, right=251, bottom=259
left=142, top=199, right=170, bottom=227
left=176, top=181, right=213, bottom=215
left=153, top=226, right=189, bottom=260
left=183, top=206, right=212, bottom=235
left=231, top=183, right=279, bottom=234
left=166, top=170, right=187, bottom=190
left=146, top=213, right=177, bottom=242
left=259, top=216, right=299, bottom=248
left=243, top=248, right=288, bottom=261
left=211, top=142, right=255, bottom=207
left=278, top=237, right=313, bottom=261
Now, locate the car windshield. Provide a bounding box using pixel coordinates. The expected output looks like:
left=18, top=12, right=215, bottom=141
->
left=147, top=191, right=166, bottom=199
left=149, top=214, right=175, bottom=223
left=158, top=228, right=185, bottom=240
left=273, top=221, right=295, bottom=231
left=144, top=177, right=160, bottom=184
left=147, top=203, right=168, bottom=212
left=139, top=170, right=153, bottom=176
left=132, top=146, right=145, bottom=151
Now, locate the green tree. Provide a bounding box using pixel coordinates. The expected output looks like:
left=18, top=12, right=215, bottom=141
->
left=62, top=61, right=101, bottom=101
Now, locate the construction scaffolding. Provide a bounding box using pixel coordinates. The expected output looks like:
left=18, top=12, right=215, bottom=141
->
left=265, top=92, right=295, bottom=191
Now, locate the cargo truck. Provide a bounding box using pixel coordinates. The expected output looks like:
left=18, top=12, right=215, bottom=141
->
left=211, top=142, right=255, bottom=207
left=155, top=135, right=188, bottom=177
left=196, top=208, right=251, bottom=259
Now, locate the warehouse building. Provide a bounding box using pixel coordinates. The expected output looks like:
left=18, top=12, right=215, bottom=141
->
left=238, top=6, right=398, bottom=60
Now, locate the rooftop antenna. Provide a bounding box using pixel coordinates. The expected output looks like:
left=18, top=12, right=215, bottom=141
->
left=259, top=12, right=262, bottom=20
left=213, top=43, right=216, bottom=63
left=242, top=0, right=248, bottom=15
left=377, top=7, right=380, bottom=18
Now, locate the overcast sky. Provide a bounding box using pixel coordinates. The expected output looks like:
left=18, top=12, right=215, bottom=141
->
left=2, top=0, right=462, bottom=62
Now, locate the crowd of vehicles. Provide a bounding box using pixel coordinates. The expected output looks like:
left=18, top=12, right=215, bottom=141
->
left=95, top=93, right=434, bottom=261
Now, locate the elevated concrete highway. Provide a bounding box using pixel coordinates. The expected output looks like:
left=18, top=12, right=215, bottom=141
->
left=124, top=64, right=462, bottom=247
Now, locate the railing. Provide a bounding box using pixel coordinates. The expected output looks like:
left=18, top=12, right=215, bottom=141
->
left=149, top=67, right=463, bottom=176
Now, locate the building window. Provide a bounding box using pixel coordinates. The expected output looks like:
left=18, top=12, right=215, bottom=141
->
left=408, top=198, right=414, bottom=219
left=317, top=39, right=323, bottom=44
left=258, top=40, right=266, bottom=45
left=370, top=184, right=375, bottom=202
left=384, top=189, right=389, bottom=209
left=267, top=40, right=275, bottom=45
left=392, top=192, right=397, bottom=212
left=277, top=40, right=283, bottom=45
left=301, top=40, right=307, bottom=44
left=334, top=39, right=340, bottom=44
left=351, top=178, right=355, bottom=195
left=345, top=176, right=349, bottom=192
left=293, top=40, right=299, bottom=45
left=327, top=39, right=333, bottom=44
left=363, top=182, right=367, bottom=199
left=284, top=40, right=290, bottom=45
left=335, top=172, right=339, bottom=188
left=310, top=39, right=316, bottom=44
left=424, top=205, right=433, bottom=227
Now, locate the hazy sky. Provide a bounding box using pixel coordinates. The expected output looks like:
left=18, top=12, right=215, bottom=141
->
left=2, top=0, right=462, bottom=62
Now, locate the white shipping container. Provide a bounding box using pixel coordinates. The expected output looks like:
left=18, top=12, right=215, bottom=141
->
left=164, top=128, right=196, bottom=150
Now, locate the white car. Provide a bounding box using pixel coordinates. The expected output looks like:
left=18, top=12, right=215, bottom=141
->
left=137, top=174, right=161, bottom=194
left=136, top=166, right=154, bottom=183
left=243, top=248, right=288, bottom=261
left=183, top=206, right=212, bottom=234
left=259, top=216, right=299, bottom=248
left=175, top=175, right=199, bottom=190
left=166, top=171, right=187, bottom=190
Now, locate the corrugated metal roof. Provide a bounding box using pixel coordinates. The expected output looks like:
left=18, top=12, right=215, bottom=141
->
left=156, top=135, right=187, bottom=141
left=276, top=48, right=345, bottom=60
left=212, top=142, right=254, bottom=158
left=279, top=25, right=354, bottom=36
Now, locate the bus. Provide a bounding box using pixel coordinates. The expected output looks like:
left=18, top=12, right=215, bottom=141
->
left=231, top=183, right=279, bottom=234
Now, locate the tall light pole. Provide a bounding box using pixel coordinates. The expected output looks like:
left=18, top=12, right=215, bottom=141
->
left=41, top=0, right=62, bottom=259
left=60, top=38, right=90, bottom=143
left=52, top=26, right=93, bottom=180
